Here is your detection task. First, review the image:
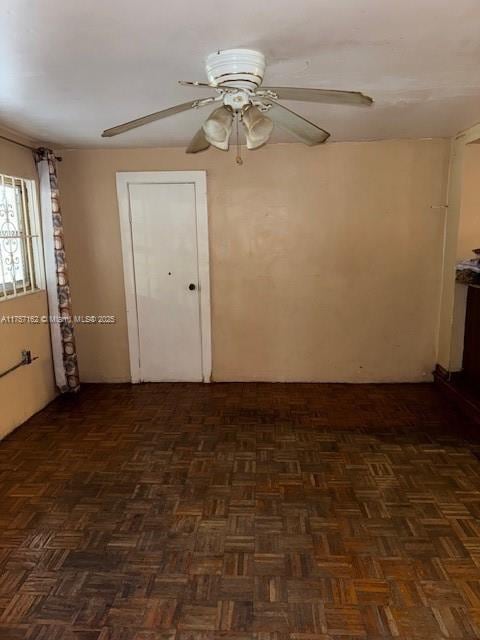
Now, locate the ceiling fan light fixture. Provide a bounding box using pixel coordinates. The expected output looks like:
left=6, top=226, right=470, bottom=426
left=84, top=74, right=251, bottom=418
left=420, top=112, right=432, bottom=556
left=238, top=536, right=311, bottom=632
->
left=242, top=104, right=274, bottom=149
left=101, top=47, right=373, bottom=160
left=202, top=106, right=233, bottom=150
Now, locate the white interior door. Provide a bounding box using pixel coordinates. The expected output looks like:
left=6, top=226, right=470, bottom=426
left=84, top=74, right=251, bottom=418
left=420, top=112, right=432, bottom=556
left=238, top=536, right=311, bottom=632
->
left=127, top=181, right=204, bottom=381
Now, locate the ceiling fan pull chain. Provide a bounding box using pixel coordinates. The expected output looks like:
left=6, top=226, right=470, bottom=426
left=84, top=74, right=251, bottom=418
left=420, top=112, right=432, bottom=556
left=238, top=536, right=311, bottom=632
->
left=235, top=114, right=243, bottom=165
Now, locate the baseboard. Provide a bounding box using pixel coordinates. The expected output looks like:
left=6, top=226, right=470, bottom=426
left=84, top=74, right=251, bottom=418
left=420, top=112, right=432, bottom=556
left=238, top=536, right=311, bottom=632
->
left=0, top=390, right=58, bottom=442
left=433, top=364, right=480, bottom=424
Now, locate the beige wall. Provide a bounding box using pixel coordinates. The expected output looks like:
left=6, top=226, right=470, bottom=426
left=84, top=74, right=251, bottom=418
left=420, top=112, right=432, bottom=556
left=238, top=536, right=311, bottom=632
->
left=58, top=139, right=450, bottom=383
left=445, top=141, right=480, bottom=371
left=0, top=133, right=55, bottom=439
left=458, top=144, right=480, bottom=260
left=437, top=124, right=480, bottom=372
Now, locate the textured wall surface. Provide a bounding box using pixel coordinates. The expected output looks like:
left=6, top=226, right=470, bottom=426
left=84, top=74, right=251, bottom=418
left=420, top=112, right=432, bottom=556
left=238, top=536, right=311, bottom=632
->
left=0, top=134, right=55, bottom=438
left=58, top=139, right=450, bottom=382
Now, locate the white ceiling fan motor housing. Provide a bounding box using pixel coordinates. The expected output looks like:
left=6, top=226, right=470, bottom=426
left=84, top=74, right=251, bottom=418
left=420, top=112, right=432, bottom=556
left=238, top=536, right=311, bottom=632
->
left=205, top=49, right=266, bottom=91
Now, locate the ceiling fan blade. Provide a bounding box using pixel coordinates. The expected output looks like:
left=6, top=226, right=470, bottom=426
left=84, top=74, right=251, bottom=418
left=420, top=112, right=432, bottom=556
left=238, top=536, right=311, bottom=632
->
left=101, top=97, right=218, bottom=137
left=186, top=129, right=210, bottom=153
left=258, top=87, right=373, bottom=106
left=262, top=100, right=330, bottom=145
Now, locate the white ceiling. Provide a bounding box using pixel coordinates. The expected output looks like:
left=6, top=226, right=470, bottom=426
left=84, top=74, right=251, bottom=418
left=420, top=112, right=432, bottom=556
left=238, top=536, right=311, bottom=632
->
left=1, top=0, right=480, bottom=148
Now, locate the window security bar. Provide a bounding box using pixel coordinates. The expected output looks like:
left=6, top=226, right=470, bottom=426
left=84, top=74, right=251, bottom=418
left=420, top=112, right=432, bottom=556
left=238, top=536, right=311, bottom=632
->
left=0, top=174, right=38, bottom=299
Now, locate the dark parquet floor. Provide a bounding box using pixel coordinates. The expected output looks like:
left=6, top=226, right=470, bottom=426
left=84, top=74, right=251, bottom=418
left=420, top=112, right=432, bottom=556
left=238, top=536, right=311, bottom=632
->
left=1, top=382, right=480, bottom=640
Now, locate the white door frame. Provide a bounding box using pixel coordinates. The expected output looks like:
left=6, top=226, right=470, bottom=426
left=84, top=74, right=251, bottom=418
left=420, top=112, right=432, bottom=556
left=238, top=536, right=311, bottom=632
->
left=116, top=171, right=212, bottom=383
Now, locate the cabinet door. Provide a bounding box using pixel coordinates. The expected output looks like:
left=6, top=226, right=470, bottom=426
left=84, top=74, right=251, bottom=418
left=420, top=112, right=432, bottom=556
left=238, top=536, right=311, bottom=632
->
left=463, top=286, right=480, bottom=390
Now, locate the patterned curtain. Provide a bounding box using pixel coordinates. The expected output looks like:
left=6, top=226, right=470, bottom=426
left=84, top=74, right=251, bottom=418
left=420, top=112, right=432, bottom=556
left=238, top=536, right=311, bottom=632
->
left=34, top=148, right=80, bottom=392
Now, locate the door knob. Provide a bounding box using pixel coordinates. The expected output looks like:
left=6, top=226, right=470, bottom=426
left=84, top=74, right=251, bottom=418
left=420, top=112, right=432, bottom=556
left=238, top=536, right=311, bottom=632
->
left=188, top=283, right=196, bottom=291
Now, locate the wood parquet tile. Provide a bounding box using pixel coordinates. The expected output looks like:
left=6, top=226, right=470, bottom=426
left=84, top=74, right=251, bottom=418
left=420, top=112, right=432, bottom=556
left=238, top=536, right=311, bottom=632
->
left=0, top=382, right=480, bottom=639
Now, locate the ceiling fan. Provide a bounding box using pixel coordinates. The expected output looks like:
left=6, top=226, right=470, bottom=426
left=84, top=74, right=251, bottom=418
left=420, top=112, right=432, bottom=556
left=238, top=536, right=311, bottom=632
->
left=101, top=49, right=373, bottom=153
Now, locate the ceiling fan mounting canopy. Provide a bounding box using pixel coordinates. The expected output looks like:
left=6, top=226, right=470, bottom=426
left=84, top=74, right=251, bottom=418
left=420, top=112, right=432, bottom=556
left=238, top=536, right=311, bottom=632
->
left=101, top=47, right=374, bottom=157
left=205, top=49, right=266, bottom=90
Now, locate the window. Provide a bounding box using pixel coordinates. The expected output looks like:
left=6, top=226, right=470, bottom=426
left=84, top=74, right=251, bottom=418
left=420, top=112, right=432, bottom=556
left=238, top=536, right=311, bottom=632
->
left=0, top=174, right=43, bottom=299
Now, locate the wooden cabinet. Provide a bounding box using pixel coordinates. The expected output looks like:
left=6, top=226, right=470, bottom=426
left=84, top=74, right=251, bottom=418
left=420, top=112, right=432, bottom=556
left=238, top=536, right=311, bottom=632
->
left=463, top=285, right=480, bottom=391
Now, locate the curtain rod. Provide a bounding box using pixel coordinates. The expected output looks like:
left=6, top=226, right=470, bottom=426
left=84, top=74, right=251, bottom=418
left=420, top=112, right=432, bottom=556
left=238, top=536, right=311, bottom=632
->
left=0, top=134, right=62, bottom=161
